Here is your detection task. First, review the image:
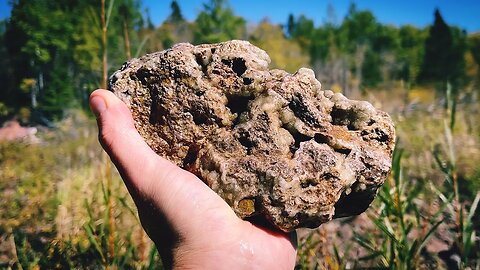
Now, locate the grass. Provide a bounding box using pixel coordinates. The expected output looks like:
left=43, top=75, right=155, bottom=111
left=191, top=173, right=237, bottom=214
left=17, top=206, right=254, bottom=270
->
left=0, top=87, right=479, bottom=269
left=354, top=147, right=445, bottom=269
left=0, top=111, right=162, bottom=269
left=294, top=86, right=479, bottom=269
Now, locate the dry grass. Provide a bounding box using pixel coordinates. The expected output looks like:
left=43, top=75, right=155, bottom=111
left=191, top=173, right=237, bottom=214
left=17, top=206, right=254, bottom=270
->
left=0, top=111, right=159, bottom=269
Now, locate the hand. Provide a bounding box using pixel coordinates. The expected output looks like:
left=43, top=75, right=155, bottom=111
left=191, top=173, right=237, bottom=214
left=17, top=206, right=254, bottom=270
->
left=90, top=89, right=297, bottom=269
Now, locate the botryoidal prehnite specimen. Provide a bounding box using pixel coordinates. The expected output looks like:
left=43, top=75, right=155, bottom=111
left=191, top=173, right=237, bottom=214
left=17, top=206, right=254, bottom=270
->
left=109, top=40, right=395, bottom=232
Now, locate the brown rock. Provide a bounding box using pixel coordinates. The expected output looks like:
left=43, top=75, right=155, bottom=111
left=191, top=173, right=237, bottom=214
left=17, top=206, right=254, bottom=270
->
left=109, top=40, right=395, bottom=231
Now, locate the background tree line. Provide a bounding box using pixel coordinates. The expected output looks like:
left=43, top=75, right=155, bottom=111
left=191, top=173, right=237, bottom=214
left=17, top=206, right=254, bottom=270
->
left=1, top=0, right=480, bottom=123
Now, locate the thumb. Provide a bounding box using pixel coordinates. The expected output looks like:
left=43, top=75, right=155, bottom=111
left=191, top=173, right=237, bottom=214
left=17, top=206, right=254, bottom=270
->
left=89, top=89, right=176, bottom=197
left=89, top=89, right=235, bottom=231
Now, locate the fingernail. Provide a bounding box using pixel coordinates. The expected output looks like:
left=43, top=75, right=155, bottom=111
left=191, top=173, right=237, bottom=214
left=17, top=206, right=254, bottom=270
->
left=90, top=95, right=107, bottom=117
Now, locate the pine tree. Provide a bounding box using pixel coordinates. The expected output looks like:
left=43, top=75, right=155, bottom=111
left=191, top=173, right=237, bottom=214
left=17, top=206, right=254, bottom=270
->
left=167, top=0, right=184, bottom=23
left=153, top=0, right=192, bottom=50
left=420, top=9, right=453, bottom=82
left=420, top=8, right=466, bottom=87
left=286, top=14, right=295, bottom=38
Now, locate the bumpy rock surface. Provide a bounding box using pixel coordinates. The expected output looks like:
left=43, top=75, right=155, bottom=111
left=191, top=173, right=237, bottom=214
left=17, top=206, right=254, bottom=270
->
left=109, top=40, right=395, bottom=232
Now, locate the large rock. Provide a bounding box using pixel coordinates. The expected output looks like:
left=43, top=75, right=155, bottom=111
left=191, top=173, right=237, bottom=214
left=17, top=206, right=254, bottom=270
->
left=109, top=40, right=395, bottom=232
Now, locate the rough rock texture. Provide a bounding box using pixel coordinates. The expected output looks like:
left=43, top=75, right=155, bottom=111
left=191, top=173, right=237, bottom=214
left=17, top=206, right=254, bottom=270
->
left=109, top=40, right=395, bottom=232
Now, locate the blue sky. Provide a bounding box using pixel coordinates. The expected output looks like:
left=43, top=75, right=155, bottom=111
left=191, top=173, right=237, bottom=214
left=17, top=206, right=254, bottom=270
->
left=1, top=0, right=479, bottom=33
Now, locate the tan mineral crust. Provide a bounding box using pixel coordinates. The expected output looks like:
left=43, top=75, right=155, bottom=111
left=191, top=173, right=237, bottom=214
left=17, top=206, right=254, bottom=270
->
left=109, top=40, right=395, bottom=232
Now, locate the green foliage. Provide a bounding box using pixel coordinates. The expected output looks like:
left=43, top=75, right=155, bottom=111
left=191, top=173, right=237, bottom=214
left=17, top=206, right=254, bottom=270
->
left=420, top=9, right=467, bottom=89
left=193, top=0, right=246, bottom=44
left=466, top=34, right=480, bottom=87
left=340, top=4, right=378, bottom=51
left=397, top=25, right=427, bottom=85
left=249, top=20, right=309, bottom=73
left=339, top=5, right=400, bottom=87
left=431, top=86, right=480, bottom=268
left=0, top=19, right=22, bottom=115
left=469, top=33, right=480, bottom=71
left=288, top=4, right=414, bottom=89
left=284, top=4, right=472, bottom=91
left=0, top=113, right=163, bottom=269
left=2, top=0, right=143, bottom=121
left=356, top=148, right=445, bottom=269
left=38, top=55, right=75, bottom=121
left=287, top=15, right=315, bottom=52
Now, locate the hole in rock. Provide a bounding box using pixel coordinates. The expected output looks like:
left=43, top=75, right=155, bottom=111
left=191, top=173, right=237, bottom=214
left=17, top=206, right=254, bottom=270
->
left=149, top=103, right=168, bottom=125
left=149, top=86, right=167, bottom=125
left=374, top=128, right=389, bottom=142
left=300, top=179, right=318, bottom=188
left=288, top=99, right=319, bottom=127
left=222, top=58, right=247, bottom=77
left=238, top=132, right=254, bottom=154
left=283, top=125, right=312, bottom=154
left=334, top=147, right=352, bottom=155
left=192, top=111, right=208, bottom=125
left=333, top=183, right=374, bottom=218
left=330, top=107, right=362, bottom=131
left=243, top=77, right=253, bottom=85
left=136, top=67, right=153, bottom=85
left=232, top=58, right=247, bottom=76
left=227, top=94, right=254, bottom=115
left=190, top=104, right=210, bottom=125
left=330, top=107, right=349, bottom=126
left=292, top=132, right=312, bottom=151
left=183, top=144, right=200, bottom=168
left=226, top=94, right=254, bottom=125
left=361, top=128, right=389, bottom=143
left=195, top=53, right=208, bottom=75
left=314, top=133, right=329, bottom=144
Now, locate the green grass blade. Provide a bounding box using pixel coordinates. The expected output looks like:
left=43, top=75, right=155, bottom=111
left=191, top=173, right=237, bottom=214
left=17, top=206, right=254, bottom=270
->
left=467, top=192, right=480, bottom=224
left=105, top=0, right=116, bottom=30
left=407, top=239, right=419, bottom=263
left=146, top=245, right=159, bottom=270
left=359, top=250, right=384, bottom=261
left=371, top=216, right=401, bottom=246
left=84, top=223, right=106, bottom=263
left=85, top=199, right=95, bottom=221
left=333, top=244, right=342, bottom=265
left=87, top=6, right=101, bottom=30
left=417, top=219, right=443, bottom=257
left=450, top=97, right=457, bottom=130
left=135, top=35, right=151, bottom=58
left=117, top=195, right=139, bottom=220
left=433, top=146, right=450, bottom=176
left=354, top=235, right=377, bottom=252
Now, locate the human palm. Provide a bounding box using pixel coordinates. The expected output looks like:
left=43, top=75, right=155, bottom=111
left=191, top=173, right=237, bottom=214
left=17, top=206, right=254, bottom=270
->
left=90, top=89, right=297, bottom=269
